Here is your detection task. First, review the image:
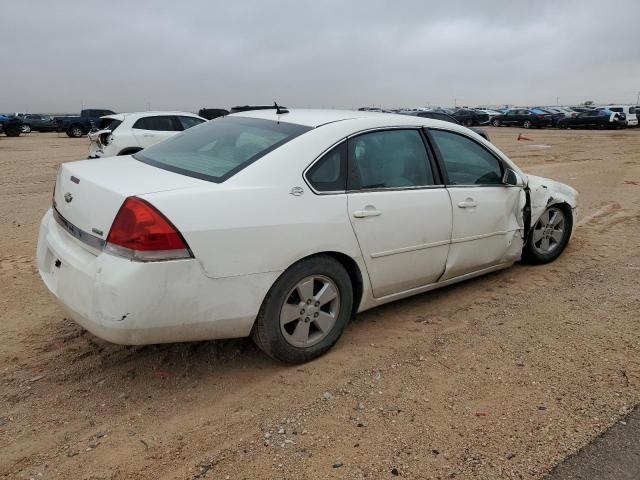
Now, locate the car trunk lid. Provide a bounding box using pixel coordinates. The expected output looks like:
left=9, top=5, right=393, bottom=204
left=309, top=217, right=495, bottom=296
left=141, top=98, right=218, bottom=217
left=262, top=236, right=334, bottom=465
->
left=53, top=156, right=207, bottom=251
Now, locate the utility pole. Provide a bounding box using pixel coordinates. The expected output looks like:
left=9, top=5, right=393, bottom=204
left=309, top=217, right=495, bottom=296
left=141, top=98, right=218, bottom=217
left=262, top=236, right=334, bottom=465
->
left=454, top=98, right=458, bottom=107
left=556, top=96, right=559, bottom=106
left=636, top=91, right=639, bottom=105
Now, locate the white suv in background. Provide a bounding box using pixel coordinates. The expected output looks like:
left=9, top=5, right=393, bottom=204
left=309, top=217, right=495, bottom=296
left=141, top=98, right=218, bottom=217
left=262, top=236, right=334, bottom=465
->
left=600, top=105, right=637, bottom=127
left=88, top=111, right=206, bottom=158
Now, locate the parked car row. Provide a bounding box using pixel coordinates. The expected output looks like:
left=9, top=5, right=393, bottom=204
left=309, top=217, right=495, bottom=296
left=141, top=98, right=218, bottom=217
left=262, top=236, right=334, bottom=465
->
left=361, top=104, right=639, bottom=130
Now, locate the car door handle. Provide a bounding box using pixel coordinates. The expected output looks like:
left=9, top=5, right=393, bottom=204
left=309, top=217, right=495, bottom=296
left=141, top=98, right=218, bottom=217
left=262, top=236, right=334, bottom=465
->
left=457, top=200, right=477, bottom=208
left=353, top=209, right=381, bottom=218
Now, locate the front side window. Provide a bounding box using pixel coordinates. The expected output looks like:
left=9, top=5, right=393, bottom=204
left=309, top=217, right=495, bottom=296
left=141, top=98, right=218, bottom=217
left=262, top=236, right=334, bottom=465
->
left=347, top=129, right=435, bottom=190
left=135, top=116, right=311, bottom=183
left=429, top=129, right=503, bottom=185
left=132, top=116, right=177, bottom=131
left=178, top=116, right=206, bottom=130
left=306, top=142, right=347, bottom=192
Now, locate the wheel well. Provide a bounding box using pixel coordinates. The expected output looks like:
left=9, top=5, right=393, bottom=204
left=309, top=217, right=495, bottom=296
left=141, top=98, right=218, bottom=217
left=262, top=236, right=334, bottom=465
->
left=118, top=147, right=142, bottom=156
left=318, top=252, right=364, bottom=317
left=279, top=252, right=364, bottom=317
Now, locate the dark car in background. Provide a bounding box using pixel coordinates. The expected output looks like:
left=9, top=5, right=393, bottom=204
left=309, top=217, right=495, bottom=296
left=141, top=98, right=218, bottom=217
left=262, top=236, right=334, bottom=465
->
left=433, top=108, right=489, bottom=126
left=532, top=107, right=564, bottom=126
left=55, top=109, right=116, bottom=137
left=557, top=109, right=626, bottom=129
left=399, top=110, right=491, bottom=141
left=491, top=108, right=553, bottom=128
left=18, top=114, right=56, bottom=133
left=0, top=114, right=23, bottom=137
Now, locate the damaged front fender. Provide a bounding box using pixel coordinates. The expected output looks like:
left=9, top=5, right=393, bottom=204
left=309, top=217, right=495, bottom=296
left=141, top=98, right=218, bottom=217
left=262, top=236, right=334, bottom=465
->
left=525, top=174, right=578, bottom=231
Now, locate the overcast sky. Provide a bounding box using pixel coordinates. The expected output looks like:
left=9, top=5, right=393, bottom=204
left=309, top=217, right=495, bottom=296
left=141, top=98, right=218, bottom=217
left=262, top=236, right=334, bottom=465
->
left=2, top=1, right=639, bottom=113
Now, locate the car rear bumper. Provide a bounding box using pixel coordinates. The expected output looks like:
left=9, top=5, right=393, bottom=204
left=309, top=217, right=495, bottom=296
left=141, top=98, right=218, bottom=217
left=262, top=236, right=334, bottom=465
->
left=36, top=209, right=278, bottom=345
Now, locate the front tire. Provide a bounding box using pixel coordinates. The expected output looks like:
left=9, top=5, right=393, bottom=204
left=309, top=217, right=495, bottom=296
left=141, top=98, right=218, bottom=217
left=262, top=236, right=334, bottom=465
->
left=465, top=119, right=473, bottom=127
left=523, top=120, right=532, bottom=129
left=22, top=124, right=32, bottom=134
left=252, top=255, right=353, bottom=363
left=492, top=119, right=500, bottom=127
left=522, top=205, right=573, bottom=264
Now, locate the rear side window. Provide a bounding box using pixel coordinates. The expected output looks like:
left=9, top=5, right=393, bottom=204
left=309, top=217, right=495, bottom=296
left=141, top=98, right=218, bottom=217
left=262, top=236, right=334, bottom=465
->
left=430, top=129, right=503, bottom=185
left=630, top=107, right=636, bottom=114
left=609, top=107, right=623, bottom=113
left=306, top=142, right=347, bottom=192
left=178, top=116, right=205, bottom=130
left=132, top=116, right=177, bottom=131
left=347, top=129, right=435, bottom=190
left=134, top=116, right=311, bottom=183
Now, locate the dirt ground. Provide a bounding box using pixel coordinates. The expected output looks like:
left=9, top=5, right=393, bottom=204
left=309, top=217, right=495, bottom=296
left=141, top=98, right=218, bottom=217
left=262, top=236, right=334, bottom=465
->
left=0, top=127, right=639, bottom=480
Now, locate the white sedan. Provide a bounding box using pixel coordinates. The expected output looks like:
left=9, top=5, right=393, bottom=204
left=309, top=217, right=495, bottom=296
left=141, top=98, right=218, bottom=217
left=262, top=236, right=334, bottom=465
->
left=37, top=109, right=577, bottom=363
left=88, top=111, right=206, bottom=158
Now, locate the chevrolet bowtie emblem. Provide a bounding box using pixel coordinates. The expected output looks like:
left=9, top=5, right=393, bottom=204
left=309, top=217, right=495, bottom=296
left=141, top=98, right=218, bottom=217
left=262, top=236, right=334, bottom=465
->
left=64, top=192, right=73, bottom=203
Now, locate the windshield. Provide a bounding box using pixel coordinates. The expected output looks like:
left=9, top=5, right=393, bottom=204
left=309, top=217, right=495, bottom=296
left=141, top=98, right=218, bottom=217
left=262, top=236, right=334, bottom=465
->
left=134, top=116, right=312, bottom=183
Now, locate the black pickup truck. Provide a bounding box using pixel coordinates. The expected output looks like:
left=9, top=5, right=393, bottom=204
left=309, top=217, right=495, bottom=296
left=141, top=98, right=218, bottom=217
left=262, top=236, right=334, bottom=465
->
left=55, top=109, right=116, bottom=138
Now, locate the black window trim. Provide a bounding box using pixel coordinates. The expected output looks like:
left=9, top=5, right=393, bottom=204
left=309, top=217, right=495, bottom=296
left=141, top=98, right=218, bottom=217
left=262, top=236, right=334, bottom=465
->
left=425, top=127, right=514, bottom=188
left=302, top=138, right=349, bottom=195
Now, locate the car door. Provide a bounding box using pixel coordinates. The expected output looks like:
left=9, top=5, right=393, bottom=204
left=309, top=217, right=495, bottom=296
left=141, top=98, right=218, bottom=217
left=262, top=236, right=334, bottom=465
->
left=132, top=115, right=179, bottom=148
left=346, top=129, right=452, bottom=298
left=427, top=128, right=525, bottom=281
left=503, top=110, right=519, bottom=125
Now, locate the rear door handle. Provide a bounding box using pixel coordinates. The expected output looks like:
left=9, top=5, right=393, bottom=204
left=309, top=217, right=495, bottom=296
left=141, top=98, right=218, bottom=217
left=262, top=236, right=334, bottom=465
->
left=353, top=209, right=381, bottom=218
left=457, top=199, right=477, bottom=208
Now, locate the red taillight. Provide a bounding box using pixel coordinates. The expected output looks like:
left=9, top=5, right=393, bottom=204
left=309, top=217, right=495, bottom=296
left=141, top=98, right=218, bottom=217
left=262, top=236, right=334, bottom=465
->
left=536, top=114, right=545, bottom=119
left=105, top=197, right=192, bottom=261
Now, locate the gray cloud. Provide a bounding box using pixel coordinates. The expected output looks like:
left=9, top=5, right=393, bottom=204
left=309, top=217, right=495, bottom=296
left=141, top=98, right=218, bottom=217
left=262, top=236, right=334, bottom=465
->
left=1, top=0, right=639, bottom=113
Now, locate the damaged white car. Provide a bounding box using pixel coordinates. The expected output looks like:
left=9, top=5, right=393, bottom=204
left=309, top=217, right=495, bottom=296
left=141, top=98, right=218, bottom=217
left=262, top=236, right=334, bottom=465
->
left=37, top=109, right=577, bottom=363
left=88, top=111, right=206, bottom=158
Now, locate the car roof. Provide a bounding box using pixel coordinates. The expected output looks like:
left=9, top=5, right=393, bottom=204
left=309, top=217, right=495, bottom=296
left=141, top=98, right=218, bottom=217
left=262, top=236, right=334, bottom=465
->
left=230, top=108, right=376, bottom=127
left=100, top=111, right=204, bottom=120
left=229, top=108, right=482, bottom=135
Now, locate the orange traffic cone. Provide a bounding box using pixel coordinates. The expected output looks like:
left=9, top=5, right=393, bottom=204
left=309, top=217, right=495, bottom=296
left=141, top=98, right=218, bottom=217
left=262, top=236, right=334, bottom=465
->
left=517, top=133, right=532, bottom=141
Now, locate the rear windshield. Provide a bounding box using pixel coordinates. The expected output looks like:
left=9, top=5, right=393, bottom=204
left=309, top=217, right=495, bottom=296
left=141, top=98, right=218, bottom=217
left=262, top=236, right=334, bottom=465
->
left=134, top=116, right=311, bottom=183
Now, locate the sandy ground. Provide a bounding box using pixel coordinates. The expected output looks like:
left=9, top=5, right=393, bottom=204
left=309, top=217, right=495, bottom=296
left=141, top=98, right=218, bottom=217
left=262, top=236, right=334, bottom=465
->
left=0, top=128, right=639, bottom=480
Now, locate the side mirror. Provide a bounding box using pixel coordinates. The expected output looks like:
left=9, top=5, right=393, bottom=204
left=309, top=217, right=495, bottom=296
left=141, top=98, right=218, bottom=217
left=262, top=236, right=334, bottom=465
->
left=502, top=168, right=523, bottom=186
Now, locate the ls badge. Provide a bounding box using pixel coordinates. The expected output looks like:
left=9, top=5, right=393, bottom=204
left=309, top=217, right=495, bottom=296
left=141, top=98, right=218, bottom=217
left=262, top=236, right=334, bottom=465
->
left=289, top=186, right=304, bottom=196
left=64, top=192, right=73, bottom=203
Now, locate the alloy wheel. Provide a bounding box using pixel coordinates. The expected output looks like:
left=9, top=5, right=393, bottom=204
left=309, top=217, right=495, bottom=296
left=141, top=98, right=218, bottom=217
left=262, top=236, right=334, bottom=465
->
left=279, top=275, right=340, bottom=348
left=531, top=207, right=566, bottom=255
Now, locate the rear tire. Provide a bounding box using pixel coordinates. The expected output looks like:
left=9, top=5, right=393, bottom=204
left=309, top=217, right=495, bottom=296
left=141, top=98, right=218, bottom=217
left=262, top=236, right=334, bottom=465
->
left=251, top=255, right=353, bottom=364
left=522, top=204, right=573, bottom=264
left=492, top=119, right=500, bottom=127
left=22, top=124, right=32, bottom=134
left=465, top=119, right=473, bottom=127
left=523, top=120, right=532, bottom=129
